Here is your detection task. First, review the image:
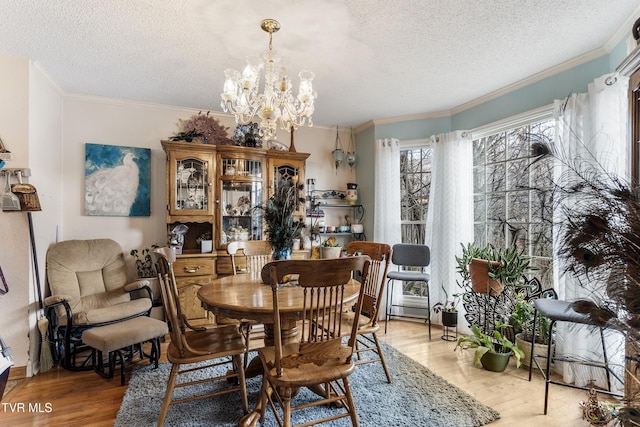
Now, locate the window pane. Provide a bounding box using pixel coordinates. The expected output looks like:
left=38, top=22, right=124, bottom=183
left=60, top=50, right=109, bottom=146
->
left=508, top=191, right=529, bottom=222
left=486, top=163, right=505, bottom=192
left=486, top=133, right=506, bottom=162
left=507, top=127, right=530, bottom=160
left=507, top=158, right=529, bottom=190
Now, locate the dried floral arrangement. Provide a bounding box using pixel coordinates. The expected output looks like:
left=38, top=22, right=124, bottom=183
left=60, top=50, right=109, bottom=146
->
left=529, top=134, right=640, bottom=340
left=170, top=111, right=233, bottom=145
left=256, top=178, right=305, bottom=253
left=528, top=132, right=640, bottom=422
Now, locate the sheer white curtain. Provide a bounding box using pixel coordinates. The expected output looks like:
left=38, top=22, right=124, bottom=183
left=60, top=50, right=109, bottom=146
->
left=425, top=131, right=474, bottom=333
left=374, top=138, right=401, bottom=318
left=553, top=73, right=629, bottom=391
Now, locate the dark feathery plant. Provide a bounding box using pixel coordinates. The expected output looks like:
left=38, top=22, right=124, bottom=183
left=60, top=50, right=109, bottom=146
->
left=529, top=132, right=640, bottom=342
left=527, top=129, right=640, bottom=424
left=257, top=179, right=305, bottom=253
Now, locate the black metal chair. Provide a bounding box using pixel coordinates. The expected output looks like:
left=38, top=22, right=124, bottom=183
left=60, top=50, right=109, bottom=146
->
left=529, top=295, right=623, bottom=414
left=385, top=243, right=431, bottom=338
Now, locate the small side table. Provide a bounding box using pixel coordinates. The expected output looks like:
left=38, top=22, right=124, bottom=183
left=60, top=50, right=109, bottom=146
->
left=442, top=324, right=458, bottom=341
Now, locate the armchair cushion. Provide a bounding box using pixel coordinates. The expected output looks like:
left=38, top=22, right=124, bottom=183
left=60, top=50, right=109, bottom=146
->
left=74, top=298, right=152, bottom=325
left=124, top=279, right=151, bottom=293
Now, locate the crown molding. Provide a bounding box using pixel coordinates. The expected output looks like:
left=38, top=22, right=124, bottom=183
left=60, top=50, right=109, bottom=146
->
left=361, top=44, right=614, bottom=131
left=31, top=60, right=64, bottom=96
left=450, top=47, right=606, bottom=115
left=604, top=5, right=640, bottom=52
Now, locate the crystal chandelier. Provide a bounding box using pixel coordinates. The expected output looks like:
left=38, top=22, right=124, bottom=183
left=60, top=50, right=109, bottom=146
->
left=220, top=19, right=316, bottom=141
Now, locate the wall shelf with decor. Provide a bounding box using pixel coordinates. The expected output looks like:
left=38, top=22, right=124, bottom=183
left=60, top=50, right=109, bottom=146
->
left=308, top=190, right=365, bottom=242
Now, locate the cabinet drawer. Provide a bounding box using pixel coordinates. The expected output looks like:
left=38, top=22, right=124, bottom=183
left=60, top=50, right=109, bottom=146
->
left=173, top=257, right=215, bottom=277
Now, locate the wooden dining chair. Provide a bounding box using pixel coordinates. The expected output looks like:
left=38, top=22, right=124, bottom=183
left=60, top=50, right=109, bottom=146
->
left=153, top=247, right=248, bottom=426
left=344, top=241, right=393, bottom=383
left=226, top=240, right=273, bottom=367
left=227, top=240, right=273, bottom=275
left=256, top=256, right=369, bottom=427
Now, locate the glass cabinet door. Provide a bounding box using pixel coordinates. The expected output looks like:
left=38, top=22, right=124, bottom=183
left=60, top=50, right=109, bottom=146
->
left=270, top=159, right=305, bottom=218
left=171, top=156, right=212, bottom=215
left=219, top=157, right=264, bottom=245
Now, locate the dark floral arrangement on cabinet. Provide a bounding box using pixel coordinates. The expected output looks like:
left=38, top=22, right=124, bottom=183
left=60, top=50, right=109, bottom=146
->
left=233, top=123, right=262, bottom=147
left=257, top=178, right=305, bottom=256
left=170, top=111, right=233, bottom=145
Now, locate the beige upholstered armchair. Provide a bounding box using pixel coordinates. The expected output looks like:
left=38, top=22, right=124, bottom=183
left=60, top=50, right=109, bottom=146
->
left=45, top=239, right=153, bottom=370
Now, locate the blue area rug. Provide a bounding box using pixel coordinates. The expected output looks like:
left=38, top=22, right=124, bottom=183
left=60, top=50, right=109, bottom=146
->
left=115, top=340, right=499, bottom=426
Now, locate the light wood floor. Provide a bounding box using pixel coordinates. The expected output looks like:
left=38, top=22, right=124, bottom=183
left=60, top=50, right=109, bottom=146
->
left=1, top=320, right=615, bottom=426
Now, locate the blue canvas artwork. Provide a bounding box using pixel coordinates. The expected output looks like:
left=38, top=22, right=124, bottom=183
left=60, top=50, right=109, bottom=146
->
left=84, top=143, right=151, bottom=216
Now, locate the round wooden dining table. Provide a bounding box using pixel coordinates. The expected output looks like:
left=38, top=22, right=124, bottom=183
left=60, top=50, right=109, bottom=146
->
left=197, top=272, right=361, bottom=346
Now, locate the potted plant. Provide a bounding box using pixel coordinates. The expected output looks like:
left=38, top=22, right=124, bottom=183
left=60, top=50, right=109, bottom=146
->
left=509, top=296, right=553, bottom=369
left=130, top=244, right=159, bottom=278
left=196, top=231, right=213, bottom=253
left=256, top=178, right=305, bottom=260
left=130, top=243, right=163, bottom=320
left=455, top=323, right=525, bottom=372
left=456, top=242, right=533, bottom=296
left=432, top=283, right=461, bottom=327
left=321, top=236, right=342, bottom=259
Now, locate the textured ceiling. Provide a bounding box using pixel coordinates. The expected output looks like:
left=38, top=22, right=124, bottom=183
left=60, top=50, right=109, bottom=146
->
left=0, top=0, right=638, bottom=128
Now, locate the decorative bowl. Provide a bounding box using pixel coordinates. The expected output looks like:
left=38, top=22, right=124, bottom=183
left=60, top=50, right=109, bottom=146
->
left=322, top=246, right=342, bottom=259
left=351, top=224, right=364, bottom=233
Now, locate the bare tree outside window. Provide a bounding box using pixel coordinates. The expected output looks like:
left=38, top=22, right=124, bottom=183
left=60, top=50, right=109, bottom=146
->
left=473, top=120, right=555, bottom=286
left=399, top=147, right=432, bottom=296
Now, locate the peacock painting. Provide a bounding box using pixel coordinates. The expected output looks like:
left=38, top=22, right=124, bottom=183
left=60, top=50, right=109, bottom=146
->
left=84, top=143, right=150, bottom=216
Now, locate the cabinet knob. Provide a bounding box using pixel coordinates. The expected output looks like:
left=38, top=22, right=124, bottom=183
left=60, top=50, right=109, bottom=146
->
left=183, top=265, right=201, bottom=274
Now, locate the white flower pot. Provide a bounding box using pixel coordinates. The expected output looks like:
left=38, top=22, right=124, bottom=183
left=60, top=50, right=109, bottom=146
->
left=200, top=240, right=213, bottom=253
left=322, top=246, right=342, bottom=259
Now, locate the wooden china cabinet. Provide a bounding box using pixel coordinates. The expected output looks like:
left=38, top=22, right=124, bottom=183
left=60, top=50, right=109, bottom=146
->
left=162, top=140, right=308, bottom=325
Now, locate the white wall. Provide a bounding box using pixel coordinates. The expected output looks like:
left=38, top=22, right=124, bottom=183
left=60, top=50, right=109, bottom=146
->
left=0, top=56, right=31, bottom=373
left=0, top=56, right=63, bottom=375
left=28, top=61, right=64, bottom=375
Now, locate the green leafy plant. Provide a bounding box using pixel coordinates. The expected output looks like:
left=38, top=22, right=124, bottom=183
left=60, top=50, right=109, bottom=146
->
left=432, top=283, right=461, bottom=313
left=256, top=179, right=305, bottom=252
left=130, top=244, right=159, bottom=278
left=195, top=231, right=212, bottom=244
left=322, top=236, right=341, bottom=247
left=456, top=242, right=534, bottom=288
left=455, top=323, right=526, bottom=368
left=509, top=295, right=551, bottom=345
